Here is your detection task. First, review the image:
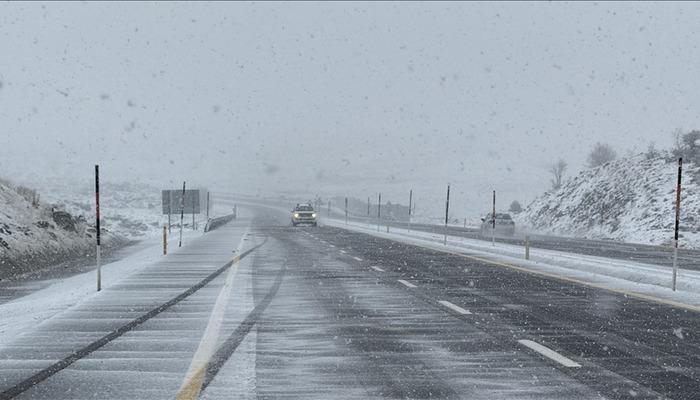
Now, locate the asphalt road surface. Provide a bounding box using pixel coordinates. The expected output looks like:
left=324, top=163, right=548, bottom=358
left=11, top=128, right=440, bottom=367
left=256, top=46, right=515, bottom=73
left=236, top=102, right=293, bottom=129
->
left=337, top=215, right=700, bottom=272
left=0, top=205, right=698, bottom=399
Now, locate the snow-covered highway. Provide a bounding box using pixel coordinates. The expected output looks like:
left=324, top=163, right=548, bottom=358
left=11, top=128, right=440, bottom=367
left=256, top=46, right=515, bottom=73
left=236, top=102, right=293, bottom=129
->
left=0, top=205, right=698, bottom=399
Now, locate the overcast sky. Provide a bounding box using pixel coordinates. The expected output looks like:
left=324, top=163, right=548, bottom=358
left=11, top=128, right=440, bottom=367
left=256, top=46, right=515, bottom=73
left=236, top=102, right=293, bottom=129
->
left=2, top=2, right=700, bottom=217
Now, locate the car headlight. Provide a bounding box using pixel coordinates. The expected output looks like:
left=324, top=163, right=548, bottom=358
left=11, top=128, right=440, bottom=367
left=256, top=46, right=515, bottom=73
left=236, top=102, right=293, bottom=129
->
left=311, top=213, right=316, bottom=218
left=294, top=213, right=299, bottom=218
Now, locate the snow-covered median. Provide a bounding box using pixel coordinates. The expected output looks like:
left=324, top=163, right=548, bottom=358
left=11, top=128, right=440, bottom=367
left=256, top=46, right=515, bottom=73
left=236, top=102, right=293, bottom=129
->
left=324, top=218, right=700, bottom=310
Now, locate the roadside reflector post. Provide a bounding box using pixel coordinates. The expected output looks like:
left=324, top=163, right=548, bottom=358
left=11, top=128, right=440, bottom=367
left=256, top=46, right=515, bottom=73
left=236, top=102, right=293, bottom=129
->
left=377, top=193, right=381, bottom=232
left=408, top=189, right=413, bottom=232
left=367, top=196, right=371, bottom=227
left=168, top=209, right=171, bottom=234
left=672, top=157, right=683, bottom=291
left=345, top=197, right=348, bottom=225
left=206, top=191, right=210, bottom=220
left=163, top=225, right=168, bottom=255
left=464, top=217, right=467, bottom=228
left=95, top=164, right=101, bottom=292
left=327, top=200, right=331, bottom=217
left=192, top=200, right=195, bottom=231
left=525, top=234, right=530, bottom=260
left=179, top=181, right=186, bottom=248
left=492, top=190, right=496, bottom=247
left=444, top=184, right=450, bottom=245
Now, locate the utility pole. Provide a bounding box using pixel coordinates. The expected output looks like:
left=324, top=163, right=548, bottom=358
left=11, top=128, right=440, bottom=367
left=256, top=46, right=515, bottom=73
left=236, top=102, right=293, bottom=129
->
left=444, top=184, right=450, bottom=245
left=672, top=157, right=683, bottom=291
left=179, top=181, right=186, bottom=248
left=95, top=165, right=101, bottom=292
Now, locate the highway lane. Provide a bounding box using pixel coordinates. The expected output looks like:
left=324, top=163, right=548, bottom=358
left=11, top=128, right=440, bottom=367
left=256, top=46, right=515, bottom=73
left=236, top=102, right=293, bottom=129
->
left=337, top=215, right=700, bottom=272
left=1, top=205, right=698, bottom=399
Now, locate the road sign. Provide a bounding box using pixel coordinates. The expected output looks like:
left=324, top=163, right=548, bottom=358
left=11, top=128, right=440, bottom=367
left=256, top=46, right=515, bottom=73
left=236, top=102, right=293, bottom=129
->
left=162, top=189, right=200, bottom=214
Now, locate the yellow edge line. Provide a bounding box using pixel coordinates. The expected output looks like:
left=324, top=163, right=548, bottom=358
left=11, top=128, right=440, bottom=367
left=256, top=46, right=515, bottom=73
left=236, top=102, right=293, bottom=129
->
left=175, top=366, right=206, bottom=400
left=454, top=250, right=700, bottom=312
left=335, top=223, right=700, bottom=314
left=442, top=247, right=700, bottom=314
left=175, top=253, right=243, bottom=400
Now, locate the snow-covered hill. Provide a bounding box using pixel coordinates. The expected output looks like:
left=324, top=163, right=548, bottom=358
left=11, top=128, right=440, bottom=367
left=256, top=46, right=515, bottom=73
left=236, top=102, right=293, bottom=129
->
left=0, top=179, right=123, bottom=278
left=517, top=153, right=700, bottom=248
left=43, top=181, right=164, bottom=240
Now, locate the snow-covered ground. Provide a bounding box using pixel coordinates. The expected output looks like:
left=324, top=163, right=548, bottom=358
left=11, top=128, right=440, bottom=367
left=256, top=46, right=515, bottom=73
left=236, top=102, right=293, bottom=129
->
left=0, top=179, right=125, bottom=278
left=325, top=217, right=700, bottom=311
left=518, top=153, right=700, bottom=248
left=0, top=222, right=216, bottom=349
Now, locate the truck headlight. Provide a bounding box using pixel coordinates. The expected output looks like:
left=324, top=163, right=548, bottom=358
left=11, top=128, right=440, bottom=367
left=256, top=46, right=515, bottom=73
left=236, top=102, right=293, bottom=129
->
left=294, top=213, right=299, bottom=218
left=312, top=213, right=316, bottom=218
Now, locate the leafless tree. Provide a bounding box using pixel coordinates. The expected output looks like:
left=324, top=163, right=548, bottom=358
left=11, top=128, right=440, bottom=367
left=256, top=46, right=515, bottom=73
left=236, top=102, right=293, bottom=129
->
left=587, top=142, right=617, bottom=168
left=549, top=159, right=567, bottom=190
left=508, top=200, right=522, bottom=213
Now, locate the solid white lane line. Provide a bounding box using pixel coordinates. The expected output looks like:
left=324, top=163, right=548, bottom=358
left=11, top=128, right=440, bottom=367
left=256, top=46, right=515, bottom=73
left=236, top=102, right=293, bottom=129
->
left=397, top=279, right=417, bottom=288
left=176, top=228, right=250, bottom=399
left=438, top=300, right=472, bottom=315
left=371, top=266, right=385, bottom=272
left=518, top=339, right=581, bottom=368
left=353, top=256, right=363, bottom=261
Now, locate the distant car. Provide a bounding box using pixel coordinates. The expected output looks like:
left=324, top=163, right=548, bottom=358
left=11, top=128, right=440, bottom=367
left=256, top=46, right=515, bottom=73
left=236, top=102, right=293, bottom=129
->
left=479, top=213, right=515, bottom=236
left=291, top=203, right=317, bottom=226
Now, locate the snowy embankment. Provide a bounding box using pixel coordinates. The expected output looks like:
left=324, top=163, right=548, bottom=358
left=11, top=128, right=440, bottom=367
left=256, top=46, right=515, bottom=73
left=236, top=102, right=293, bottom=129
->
left=517, top=153, right=700, bottom=248
left=0, top=210, right=241, bottom=349
left=325, top=217, right=700, bottom=310
left=0, top=180, right=124, bottom=279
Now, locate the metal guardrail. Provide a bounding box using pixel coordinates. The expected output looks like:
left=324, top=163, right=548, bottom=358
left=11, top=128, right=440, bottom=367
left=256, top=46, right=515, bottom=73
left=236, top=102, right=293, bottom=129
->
left=204, top=213, right=236, bottom=233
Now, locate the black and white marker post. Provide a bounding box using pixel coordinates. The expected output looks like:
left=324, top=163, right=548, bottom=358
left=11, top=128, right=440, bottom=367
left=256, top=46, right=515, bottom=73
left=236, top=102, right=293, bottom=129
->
left=444, top=184, right=450, bottom=245
left=492, top=190, right=496, bottom=246
left=178, top=181, right=186, bottom=248
left=672, top=157, right=683, bottom=291
left=95, top=165, right=101, bottom=292
left=367, top=196, right=371, bottom=227
left=377, top=193, right=381, bottom=232
left=408, top=189, right=413, bottom=232
left=167, top=200, right=171, bottom=234
left=206, top=191, right=210, bottom=220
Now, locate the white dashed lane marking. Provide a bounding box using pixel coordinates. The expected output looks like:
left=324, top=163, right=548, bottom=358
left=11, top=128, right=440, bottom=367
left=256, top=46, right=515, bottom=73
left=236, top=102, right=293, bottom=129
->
left=518, top=339, right=581, bottom=368
left=352, top=256, right=363, bottom=261
left=397, top=279, right=417, bottom=288
left=370, top=266, right=385, bottom=272
left=438, top=300, right=472, bottom=315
